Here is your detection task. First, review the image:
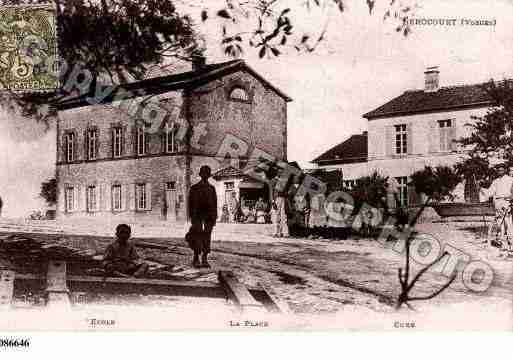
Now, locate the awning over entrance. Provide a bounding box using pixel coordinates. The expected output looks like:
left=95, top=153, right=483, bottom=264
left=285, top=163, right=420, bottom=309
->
left=238, top=181, right=265, bottom=189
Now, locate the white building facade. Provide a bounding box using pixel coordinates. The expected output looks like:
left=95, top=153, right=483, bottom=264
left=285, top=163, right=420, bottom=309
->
left=313, top=67, right=495, bottom=206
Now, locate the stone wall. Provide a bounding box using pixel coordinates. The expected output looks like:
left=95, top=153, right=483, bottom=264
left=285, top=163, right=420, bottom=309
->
left=188, top=70, right=287, bottom=163
left=56, top=67, right=288, bottom=223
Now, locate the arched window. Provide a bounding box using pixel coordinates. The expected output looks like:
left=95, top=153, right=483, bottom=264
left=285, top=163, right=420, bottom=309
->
left=229, top=87, right=250, bottom=102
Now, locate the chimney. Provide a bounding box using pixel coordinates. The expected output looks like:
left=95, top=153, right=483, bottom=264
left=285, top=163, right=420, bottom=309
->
left=424, top=66, right=440, bottom=92
left=192, top=55, right=206, bottom=71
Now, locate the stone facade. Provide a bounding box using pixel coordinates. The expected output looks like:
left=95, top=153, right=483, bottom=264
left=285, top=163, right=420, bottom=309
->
left=55, top=63, right=289, bottom=223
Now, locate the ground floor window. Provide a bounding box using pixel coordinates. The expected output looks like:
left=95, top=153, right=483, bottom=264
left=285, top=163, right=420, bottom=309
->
left=464, top=177, right=480, bottom=203
left=136, top=183, right=147, bottom=210
left=65, top=187, right=74, bottom=212
left=395, top=176, right=408, bottom=207
left=86, top=186, right=97, bottom=212
left=112, top=184, right=122, bottom=211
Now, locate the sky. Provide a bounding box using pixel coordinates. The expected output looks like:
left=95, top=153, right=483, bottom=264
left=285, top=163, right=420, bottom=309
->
left=1, top=0, right=513, bottom=217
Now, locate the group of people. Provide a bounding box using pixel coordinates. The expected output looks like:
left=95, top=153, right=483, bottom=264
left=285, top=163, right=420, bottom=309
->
left=60, top=161, right=513, bottom=278
left=102, top=164, right=313, bottom=276
left=220, top=197, right=269, bottom=224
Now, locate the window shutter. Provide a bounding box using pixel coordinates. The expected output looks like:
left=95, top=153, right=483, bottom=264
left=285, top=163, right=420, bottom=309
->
left=111, top=128, right=115, bottom=158
left=58, top=186, right=65, bottom=213
left=84, top=129, right=88, bottom=160
left=94, top=186, right=100, bottom=212
left=407, top=123, right=413, bottom=154
left=145, top=182, right=152, bottom=210
left=128, top=183, right=136, bottom=210
left=62, top=135, right=67, bottom=162
left=144, top=131, right=150, bottom=154
left=72, top=132, right=77, bottom=161
left=449, top=120, right=458, bottom=151
left=73, top=185, right=80, bottom=212
left=161, top=130, right=166, bottom=153
left=104, top=184, right=112, bottom=211
left=122, top=125, right=127, bottom=155
left=121, top=184, right=127, bottom=211
left=98, top=184, right=103, bottom=211
left=429, top=121, right=439, bottom=153
left=81, top=186, right=87, bottom=211
left=132, top=126, right=137, bottom=155
left=95, top=129, right=100, bottom=159
left=385, top=126, right=394, bottom=157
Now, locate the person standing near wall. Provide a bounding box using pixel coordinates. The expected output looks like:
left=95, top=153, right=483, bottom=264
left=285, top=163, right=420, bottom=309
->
left=269, top=177, right=286, bottom=237
left=480, top=163, right=513, bottom=249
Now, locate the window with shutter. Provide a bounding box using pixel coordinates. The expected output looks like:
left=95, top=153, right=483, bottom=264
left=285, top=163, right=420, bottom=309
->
left=74, top=186, right=81, bottom=212
left=112, top=184, right=122, bottom=211
left=86, top=186, right=97, bottom=212
left=136, top=127, right=146, bottom=155
left=65, top=132, right=75, bottom=162
left=438, top=119, right=453, bottom=152
left=85, top=129, right=99, bottom=160
left=395, top=176, right=408, bottom=207
left=145, top=183, right=152, bottom=210
left=65, top=186, right=74, bottom=212
left=394, top=124, right=408, bottom=155
left=136, top=183, right=147, bottom=210
left=113, top=127, right=123, bottom=158
left=165, top=122, right=179, bottom=153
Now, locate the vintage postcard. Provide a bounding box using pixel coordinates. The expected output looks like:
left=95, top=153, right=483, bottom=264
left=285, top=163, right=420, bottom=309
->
left=0, top=0, right=512, bottom=334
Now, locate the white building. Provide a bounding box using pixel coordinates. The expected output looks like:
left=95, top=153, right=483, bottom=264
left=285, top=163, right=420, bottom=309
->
left=313, top=67, right=495, bottom=206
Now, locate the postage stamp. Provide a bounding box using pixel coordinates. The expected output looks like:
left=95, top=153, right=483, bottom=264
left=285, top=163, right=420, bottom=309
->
left=0, top=4, right=58, bottom=92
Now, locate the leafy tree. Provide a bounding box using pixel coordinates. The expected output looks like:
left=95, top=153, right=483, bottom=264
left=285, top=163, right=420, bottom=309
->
left=0, top=0, right=419, bottom=123
left=0, top=0, right=201, bottom=122
left=457, top=80, right=513, bottom=186
left=409, top=165, right=461, bottom=204
left=349, top=171, right=388, bottom=214
left=202, top=0, right=417, bottom=58
left=40, top=178, right=57, bottom=206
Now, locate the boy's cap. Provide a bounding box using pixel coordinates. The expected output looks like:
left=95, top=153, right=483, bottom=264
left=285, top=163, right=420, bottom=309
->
left=116, top=224, right=131, bottom=233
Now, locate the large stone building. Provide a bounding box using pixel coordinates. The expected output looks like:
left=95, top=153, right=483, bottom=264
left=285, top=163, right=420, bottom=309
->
left=55, top=59, right=291, bottom=223
left=313, top=66, right=497, bottom=206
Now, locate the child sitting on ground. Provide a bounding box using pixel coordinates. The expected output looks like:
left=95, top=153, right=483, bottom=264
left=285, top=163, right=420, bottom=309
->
left=103, top=224, right=149, bottom=277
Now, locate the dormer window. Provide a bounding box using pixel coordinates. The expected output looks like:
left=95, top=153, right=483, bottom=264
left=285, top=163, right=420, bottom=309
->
left=229, top=87, right=250, bottom=102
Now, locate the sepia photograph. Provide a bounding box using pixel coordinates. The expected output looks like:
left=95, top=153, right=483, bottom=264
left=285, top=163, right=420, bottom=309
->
left=0, top=0, right=512, bottom=336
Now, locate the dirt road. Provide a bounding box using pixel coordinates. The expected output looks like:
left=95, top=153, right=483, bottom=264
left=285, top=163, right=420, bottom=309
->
left=1, top=219, right=511, bottom=329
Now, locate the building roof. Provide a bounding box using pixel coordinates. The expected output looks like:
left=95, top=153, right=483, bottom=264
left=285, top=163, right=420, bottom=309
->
left=307, top=168, right=344, bottom=191
left=363, top=82, right=494, bottom=119
left=57, top=59, right=292, bottom=111
left=311, top=133, right=368, bottom=165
